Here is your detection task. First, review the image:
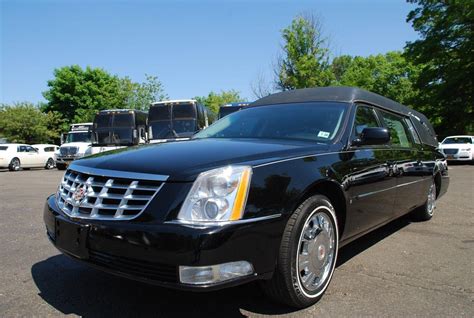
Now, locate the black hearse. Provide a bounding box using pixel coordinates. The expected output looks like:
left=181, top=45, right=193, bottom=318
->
left=44, top=87, right=448, bottom=308
left=148, top=99, right=210, bottom=143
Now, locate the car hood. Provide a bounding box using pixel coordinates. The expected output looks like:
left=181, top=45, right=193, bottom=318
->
left=72, top=138, right=329, bottom=181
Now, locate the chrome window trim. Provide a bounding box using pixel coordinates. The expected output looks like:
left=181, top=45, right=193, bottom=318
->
left=68, top=164, right=169, bottom=182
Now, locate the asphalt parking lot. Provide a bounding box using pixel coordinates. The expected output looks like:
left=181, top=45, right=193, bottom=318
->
left=0, top=165, right=473, bottom=317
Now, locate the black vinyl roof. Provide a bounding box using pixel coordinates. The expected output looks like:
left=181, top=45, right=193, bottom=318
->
left=250, top=87, right=438, bottom=147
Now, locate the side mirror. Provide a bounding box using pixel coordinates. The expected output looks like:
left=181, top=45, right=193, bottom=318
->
left=353, top=127, right=390, bottom=146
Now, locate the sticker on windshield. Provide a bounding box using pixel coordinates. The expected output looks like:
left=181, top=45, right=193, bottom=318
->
left=318, top=131, right=330, bottom=138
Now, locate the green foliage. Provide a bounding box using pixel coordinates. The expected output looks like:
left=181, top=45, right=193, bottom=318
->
left=333, top=51, right=422, bottom=106
left=124, top=74, right=168, bottom=110
left=42, top=66, right=168, bottom=126
left=405, top=0, right=474, bottom=135
left=277, top=15, right=334, bottom=90
left=42, top=65, right=130, bottom=124
left=0, top=102, right=63, bottom=144
left=194, top=90, right=244, bottom=114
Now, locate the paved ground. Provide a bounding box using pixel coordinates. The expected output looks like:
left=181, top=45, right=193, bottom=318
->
left=0, top=165, right=473, bottom=317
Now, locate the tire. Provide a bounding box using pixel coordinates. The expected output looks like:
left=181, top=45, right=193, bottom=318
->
left=56, top=162, right=67, bottom=170
left=45, top=158, right=55, bottom=170
left=261, top=195, right=339, bottom=308
left=412, top=179, right=436, bottom=221
left=8, top=157, right=21, bottom=171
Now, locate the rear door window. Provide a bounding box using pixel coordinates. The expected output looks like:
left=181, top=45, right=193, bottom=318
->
left=380, top=111, right=413, bottom=148
left=0, top=146, right=8, bottom=151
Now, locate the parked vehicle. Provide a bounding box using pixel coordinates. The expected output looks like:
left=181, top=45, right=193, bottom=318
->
left=56, top=123, right=92, bottom=170
left=217, top=102, right=250, bottom=119
left=32, top=144, right=60, bottom=169
left=44, top=87, right=448, bottom=308
left=88, top=109, right=148, bottom=156
left=0, top=143, right=58, bottom=171
left=148, top=100, right=210, bottom=143
left=438, top=135, right=474, bottom=163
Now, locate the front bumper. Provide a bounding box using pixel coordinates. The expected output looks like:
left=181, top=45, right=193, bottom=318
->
left=43, top=195, right=282, bottom=291
left=443, top=152, right=473, bottom=161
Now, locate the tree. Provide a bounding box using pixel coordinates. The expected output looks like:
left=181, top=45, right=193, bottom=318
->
left=124, top=74, right=168, bottom=110
left=194, top=90, right=244, bottom=114
left=43, top=65, right=133, bottom=124
left=276, top=14, right=334, bottom=90
left=0, top=102, right=63, bottom=144
left=333, top=51, right=421, bottom=107
left=250, top=71, right=274, bottom=99
left=405, top=0, right=474, bottom=135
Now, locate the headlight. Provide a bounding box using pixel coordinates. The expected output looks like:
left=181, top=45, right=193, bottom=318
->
left=177, top=166, right=252, bottom=224
left=461, top=148, right=471, bottom=151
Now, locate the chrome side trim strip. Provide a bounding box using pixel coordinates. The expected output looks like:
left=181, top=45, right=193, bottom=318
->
left=355, top=178, right=428, bottom=199
left=253, top=148, right=395, bottom=168
left=253, top=151, right=344, bottom=168
left=165, top=214, right=282, bottom=227
left=68, top=164, right=169, bottom=182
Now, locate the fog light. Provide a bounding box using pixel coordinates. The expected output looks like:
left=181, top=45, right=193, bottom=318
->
left=179, top=261, right=254, bottom=285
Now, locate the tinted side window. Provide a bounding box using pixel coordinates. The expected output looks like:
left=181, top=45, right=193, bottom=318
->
left=18, top=146, right=27, bottom=152
left=380, top=111, right=413, bottom=148
left=27, top=146, right=37, bottom=152
left=353, top=105, right=380, bottom=138
left=44, top=147, right=54, bottom=152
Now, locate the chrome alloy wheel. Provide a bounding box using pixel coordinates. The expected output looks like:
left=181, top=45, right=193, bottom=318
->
left=297, top=207, right=336, bottom=295
left=427, top=182, right=436, bottom=216
left=11, top=158, right=20, bottom=171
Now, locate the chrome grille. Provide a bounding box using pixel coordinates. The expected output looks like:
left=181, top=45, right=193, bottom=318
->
left=56, top=169, right=164, bottom=220
left=59, top=146, right=79, bottom=157
left=443, top=148, right=458, bottom=155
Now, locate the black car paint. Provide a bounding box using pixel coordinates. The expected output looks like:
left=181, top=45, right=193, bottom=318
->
left=44, top=94, right=449, bottom=290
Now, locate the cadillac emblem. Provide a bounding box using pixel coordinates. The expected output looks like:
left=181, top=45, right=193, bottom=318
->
left=72, top=184, right=88, bottom=205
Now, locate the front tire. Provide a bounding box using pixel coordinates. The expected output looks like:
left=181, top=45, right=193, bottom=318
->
left=8, top=158, right=21, bottom=171
left=45, top=158, right=55, bottom=169
left=56, top=162, right=67, bottom=170
left=262, top=195, right=339, bottom=308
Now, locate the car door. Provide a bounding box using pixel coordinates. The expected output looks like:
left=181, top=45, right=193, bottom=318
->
left=378, top=110, right=424, bottom=216
left=17, top=145, right=32, bottom=166
left=26, top=146, right=43, bottom=167
left=343, top=104, right=396, bottom=238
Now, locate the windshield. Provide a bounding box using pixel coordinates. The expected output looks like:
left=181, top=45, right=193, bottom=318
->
left=95, top=128, right=133, bottom=145
left=66, top=132, right=91, bottom=143
left=149, top=103, right=198, bottom=139
left=194, top=102, right=348, bottom=143
left=442, top=137, right=472, bottom=144
left=219, top=107, right=242, bottom=119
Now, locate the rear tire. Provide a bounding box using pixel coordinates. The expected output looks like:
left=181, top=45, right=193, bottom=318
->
left=45, top=158, right=55, bottom=169
left=412, top=179, right=436, bottom=221
left=56, top=162, right=67, bottom=170
left=8, top=158, right=21, bottom=171
left=261, top=195, right=339, bottom=308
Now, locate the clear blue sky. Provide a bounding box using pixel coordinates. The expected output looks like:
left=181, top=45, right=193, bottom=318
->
left=0, top=0, right=418, bottom=104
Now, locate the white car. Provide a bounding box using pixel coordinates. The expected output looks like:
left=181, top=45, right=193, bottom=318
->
left=0, top=143, right=58, bottom=171
left=33, top=144, right=60, bottom=168
left=438, top=135, right=474, bottom=163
